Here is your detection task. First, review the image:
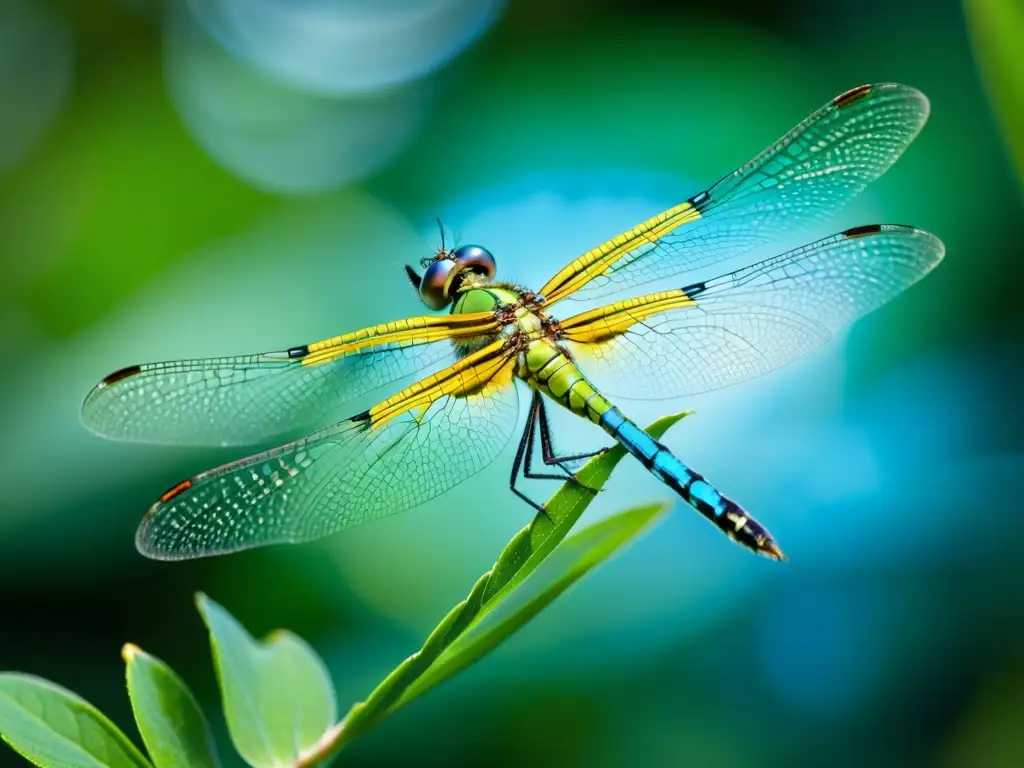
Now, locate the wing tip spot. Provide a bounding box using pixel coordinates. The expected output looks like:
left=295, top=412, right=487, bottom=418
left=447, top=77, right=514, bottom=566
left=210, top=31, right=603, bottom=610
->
left=101, top=365, right=142, bottom=387
left=833, top=84, right=871, bottom=109
left=159, top=478, right=193, bottom=504
left=843, top=224, right=883, bottom=239
left=287, top=344, right=309, bottom=359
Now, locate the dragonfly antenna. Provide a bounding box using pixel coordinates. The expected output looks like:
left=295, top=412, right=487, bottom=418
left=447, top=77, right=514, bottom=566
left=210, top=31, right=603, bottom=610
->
left=436, top=217, right=446, bottom=254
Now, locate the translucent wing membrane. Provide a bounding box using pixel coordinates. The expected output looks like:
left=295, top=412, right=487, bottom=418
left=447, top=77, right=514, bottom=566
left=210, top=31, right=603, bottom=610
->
left=540, top=83, right=930, bottom=304
left=82, top=311, right=500, bottom=446
left=136, top=341, right=520, bottom=559
left=562, top=225, right=944, bottom=399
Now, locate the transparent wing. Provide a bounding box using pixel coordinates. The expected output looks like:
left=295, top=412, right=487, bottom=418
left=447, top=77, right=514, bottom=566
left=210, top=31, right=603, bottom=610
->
left=135, top=340, right=520, bottom=560
left=561, top=225, right=944, bottom=399
left=82, top=311, right=501, bottom=446
left=539, top=83, right=930, bottom=305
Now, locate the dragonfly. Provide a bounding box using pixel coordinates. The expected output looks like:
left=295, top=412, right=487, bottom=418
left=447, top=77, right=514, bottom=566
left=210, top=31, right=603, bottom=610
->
left=83, top=82, right=944, bottom=561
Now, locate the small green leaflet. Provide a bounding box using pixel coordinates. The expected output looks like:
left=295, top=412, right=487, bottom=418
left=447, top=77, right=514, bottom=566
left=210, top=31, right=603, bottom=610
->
left=123, top=644, right=220, bottom=768
left=196, top=594, right=337, bottom=768
left=0, top=673, right=152, bottom=768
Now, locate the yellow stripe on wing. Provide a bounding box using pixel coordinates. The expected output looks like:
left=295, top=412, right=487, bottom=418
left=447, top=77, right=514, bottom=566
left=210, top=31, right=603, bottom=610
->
left=364, top=339, right=517, bottom=429
left=301, top=311, right=500, bottom=367
left=558, top=288, right=699, bottom=344
left=538, top=202, right=701, bottom=306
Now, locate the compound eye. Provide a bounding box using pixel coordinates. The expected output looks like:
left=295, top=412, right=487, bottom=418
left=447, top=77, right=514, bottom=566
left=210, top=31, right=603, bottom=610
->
left=419, top=258, right=456, bottom=310
left=452, top=245, right=496, bottom=280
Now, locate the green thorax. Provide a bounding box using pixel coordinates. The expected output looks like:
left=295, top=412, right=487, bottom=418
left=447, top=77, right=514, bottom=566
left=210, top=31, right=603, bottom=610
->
left=448, top=282, right=523, bottom=357
left=450, top=285, right=521, bottom=316
left=450, top=279, right=614, bottom=424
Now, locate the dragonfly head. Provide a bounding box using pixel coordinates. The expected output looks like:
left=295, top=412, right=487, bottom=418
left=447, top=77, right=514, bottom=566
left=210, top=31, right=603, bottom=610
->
left=406, top=244, right=497, bottom=310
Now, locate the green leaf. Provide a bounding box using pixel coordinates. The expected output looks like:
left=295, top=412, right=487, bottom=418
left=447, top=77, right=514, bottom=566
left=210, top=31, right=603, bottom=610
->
left=331, top=411, right=690, bottom=750
left=123, top=644, right=220, bottom=768
left=0, top=672, right=152, bottom=768
left=196, top=594, right=337, bottom=768
left=400, top=501, right=670, bottom=705
left=964, top=0, right=1024, bottom=189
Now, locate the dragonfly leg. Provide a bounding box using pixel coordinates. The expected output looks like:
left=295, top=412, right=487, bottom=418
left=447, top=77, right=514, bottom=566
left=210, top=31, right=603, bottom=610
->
left=523, top=393, right=600, bottom=497
left=523, top=393, right=578, bottom=483
left=509, top=396, right=556, bottom=523
left=511, top=392, right=601, bottom=522
left=536, top=395, right=609, bottom=475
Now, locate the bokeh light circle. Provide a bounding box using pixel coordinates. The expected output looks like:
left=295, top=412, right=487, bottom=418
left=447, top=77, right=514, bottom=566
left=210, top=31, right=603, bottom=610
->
left=0, top=0, right=73, bottom=174
left=188, top=0, right=503, bottom=95
left=164, top=4, right=436, bottom=194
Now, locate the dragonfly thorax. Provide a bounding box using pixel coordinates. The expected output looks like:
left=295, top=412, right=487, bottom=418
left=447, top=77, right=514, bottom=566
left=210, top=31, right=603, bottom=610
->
left=449, top=281, right=554, bottom=359
left=451, top=285, right=520, bottom=315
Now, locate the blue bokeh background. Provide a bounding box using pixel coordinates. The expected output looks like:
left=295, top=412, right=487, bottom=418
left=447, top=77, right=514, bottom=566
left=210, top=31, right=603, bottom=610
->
left=1, top=0, right=1022, bottom=765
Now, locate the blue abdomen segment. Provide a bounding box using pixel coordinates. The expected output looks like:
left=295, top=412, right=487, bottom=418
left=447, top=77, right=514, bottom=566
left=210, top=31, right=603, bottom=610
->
left=601, top=408, right=726, bottom=519
left=598, top=406, right=784, bottom=560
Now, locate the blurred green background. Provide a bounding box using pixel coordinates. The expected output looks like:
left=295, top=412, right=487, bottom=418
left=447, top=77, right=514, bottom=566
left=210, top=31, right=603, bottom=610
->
left=2, top=0, right=1022, bottom=765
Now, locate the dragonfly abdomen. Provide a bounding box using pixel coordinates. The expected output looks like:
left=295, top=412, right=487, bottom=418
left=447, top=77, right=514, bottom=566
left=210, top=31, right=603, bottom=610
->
left=518, top=340, right=784, bottom=559
left=519, top=341, right=614, bottom=423
left=600, top=405, right=785, bottom=561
